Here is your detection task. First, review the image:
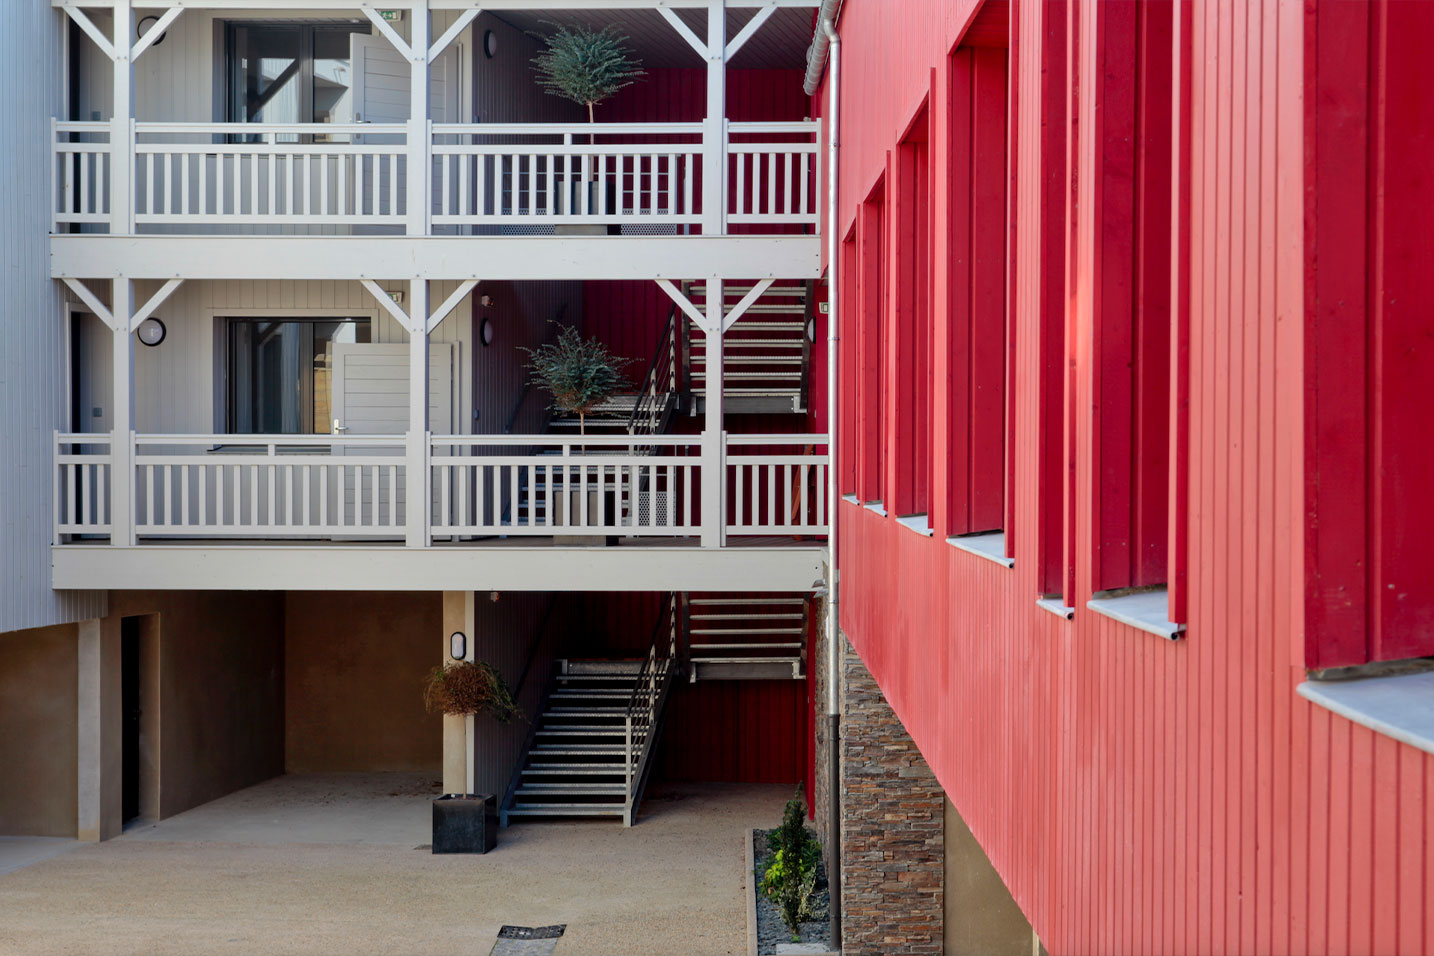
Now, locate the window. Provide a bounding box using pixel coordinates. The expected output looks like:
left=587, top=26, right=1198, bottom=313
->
left=945, top=44, right=1009, bottom=537
left=856, top=180, right=887, bottom=506
left=839, top=231, right=859, bottom=497
left=227, top=318, right=371, bottom=434
left=1088, top=0, right=1174, bottom=595
left=892, top=105, right=932, bottom=520
left=227, top=23, right=370, bottom=139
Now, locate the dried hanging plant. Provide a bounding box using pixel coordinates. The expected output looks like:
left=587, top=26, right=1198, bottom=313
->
left=423, top=660, right=521, bottom=723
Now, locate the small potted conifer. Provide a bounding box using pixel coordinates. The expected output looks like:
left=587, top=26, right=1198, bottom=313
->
left=530, top=23, right=645, bottom=230
left=424, top=660, right=520, bottom=853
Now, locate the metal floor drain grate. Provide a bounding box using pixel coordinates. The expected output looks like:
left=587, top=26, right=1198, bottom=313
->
left=498, top=926, right=566, bottom=940
left=489, top=925, right=566, bottom=956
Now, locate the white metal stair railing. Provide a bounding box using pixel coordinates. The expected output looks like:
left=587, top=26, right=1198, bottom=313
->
left=684, top=594, right=810, bottom=682
left=683, top=281, right=811, bottom=414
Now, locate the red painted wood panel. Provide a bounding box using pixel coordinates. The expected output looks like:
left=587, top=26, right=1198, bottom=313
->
left=891, top=105, right=932, bottom=518
left=821, top=0, right=1434, bottom=952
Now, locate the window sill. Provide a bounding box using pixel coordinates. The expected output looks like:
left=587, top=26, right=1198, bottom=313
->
left=1036, top=597, right=1075, bottom=621
left=842, top=494, right=860, bottom=505
left=1086, top=588, right=1184, bottom=641
left=863, top=501, right=887, bottom=517
left=946, top=531, right=1013, bottom=568
left=1297, top=671, right=1434, bottom=757
left=896, top=514, right=933, bottom=537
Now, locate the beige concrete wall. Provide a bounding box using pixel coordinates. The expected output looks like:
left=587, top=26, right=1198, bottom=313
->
left=110, top=591, right=286, bottom=820
left=284, top=592, right=442, bottom=774
left=0, top=623, right=78, bottom=837
left=944, top=797, right=1041, bottom=956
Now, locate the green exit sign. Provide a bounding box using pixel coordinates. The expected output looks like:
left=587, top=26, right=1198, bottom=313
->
left=379, top=10, right=403, bottom=21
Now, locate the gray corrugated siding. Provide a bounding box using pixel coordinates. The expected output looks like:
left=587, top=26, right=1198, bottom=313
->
left=1, top=2, right=106, bottom=632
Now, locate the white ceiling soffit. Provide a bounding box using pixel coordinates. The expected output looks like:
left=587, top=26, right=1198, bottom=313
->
left=494, top=6, right=814, bottom=70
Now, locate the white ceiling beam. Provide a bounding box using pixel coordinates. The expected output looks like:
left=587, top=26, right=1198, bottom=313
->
left=62, top=6, right=115, bottom=60
left=429, top=7, right=479, bottom=60
left=721, top=277, right=774, bottom=332
left=60, top=278, right=115, bottom=331
left=361, top=6, right=417, bottom=61
left=656, top=279, right=708, bottom=330
left=360, top=278, right=417, bottom=331
left=130, top=5, right=182, bottom=60
left=655, top=6, right=709, bottom=58
left=128, top=278, right=183, bottom=331
left=725, top=4, right=775, bottom=60
left=426, top=279, right=479, bottom=334
left=51, top=236, right=824, bottom=281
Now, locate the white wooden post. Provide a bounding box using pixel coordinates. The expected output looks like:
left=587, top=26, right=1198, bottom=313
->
left=111, top=0, right=133, bottom=235
left=701, top=0, right=726, bottom=235
left=111, top=280, right=134, bottom=545
left=407, top=279, right=430, bottom=547
left=701, top=278, right=725, bottom=547
left=407, top=1, right=431, bottom=236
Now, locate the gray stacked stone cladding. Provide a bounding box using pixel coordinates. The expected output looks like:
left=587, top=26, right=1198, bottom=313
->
left=837, top=634, right=945, bottom=955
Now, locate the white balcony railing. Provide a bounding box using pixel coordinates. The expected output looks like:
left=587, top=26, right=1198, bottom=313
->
left=52, top=119, right=820, bottom=236
left=54, top=431, right=828, bottom=547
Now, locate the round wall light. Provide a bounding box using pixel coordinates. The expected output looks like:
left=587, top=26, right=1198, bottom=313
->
left=805, top=317, right=816, bottom=343
left=449, top=631, right=467, bottom=660
left=136, top=317, right=167, bottom=347
left=484, top=29, right=498, bottom=59
left=480, top=317, right=495, bottom=347
left=136, top=15, right=167, bottom=46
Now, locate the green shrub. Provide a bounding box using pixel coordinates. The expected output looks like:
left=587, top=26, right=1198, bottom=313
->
left=761, top=788, right=823, bottom=941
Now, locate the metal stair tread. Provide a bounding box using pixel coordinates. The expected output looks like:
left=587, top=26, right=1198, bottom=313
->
left=506, top=805, right=625, bottom=816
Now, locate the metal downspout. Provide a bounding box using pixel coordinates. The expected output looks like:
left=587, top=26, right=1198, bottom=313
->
left=818, top=13, right=842, bottom=952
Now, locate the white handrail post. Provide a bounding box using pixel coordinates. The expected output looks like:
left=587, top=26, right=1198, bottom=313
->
left=111, top=280, right=134, bottom=545
left=406, top=279, right=430, bottom=547
left=700, top=279, right=725, bottom=547
left=111, top=0, right=134, bottom=235
left=701, top=0, right=726, bottom=235
left=407, top=0, right=431, bottom=236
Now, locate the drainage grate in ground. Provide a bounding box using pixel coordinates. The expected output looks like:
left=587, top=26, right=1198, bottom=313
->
left=488, top=925, right=566, bottom=956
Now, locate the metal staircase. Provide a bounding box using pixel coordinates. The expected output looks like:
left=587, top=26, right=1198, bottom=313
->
left=684, top=593, right=811, bottom=681
left=682, top=280, right=814, bottom=415
left=502, top=593, right=680, bottom=826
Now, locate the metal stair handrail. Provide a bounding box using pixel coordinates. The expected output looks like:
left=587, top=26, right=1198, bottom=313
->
left=621, top=592, right=680, bottom=825
left=625, top=302, right=681, bottom=446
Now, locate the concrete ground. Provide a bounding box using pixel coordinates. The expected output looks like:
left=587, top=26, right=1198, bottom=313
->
left=0, top=774, right=786, bottom=956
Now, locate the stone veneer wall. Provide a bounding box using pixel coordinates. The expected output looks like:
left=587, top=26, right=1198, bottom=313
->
left=838, top=635, right=945, bottom=955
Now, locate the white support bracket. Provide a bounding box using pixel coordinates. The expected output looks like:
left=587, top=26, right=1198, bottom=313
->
left=656, top=279, right=708, bottom=331
left=725, top=4, right=775, bottom=60
left=131, top=6, right=183, bottom=60
left=426, top=279, right=479, bottom=334
left=429, top=7, right=479, bottom=60
left=61, top=279, right=115, bottom=331
left=360, top=278, right=417, bottom=332
left=656, top=5, right=710, bottom=58
left=128, top=279, right=184, bottom=332
left=362, top=6, right=419, bottom=61
left=721, top=277, right=773, bottom=332
left=63, top=6, right=115, bottom=60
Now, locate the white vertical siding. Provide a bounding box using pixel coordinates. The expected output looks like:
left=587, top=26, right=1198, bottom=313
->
left=1, top=1, right=107, bottom=633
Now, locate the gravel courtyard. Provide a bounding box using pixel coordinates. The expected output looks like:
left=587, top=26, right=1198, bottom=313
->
left=0, top=775, right=788, bottom=956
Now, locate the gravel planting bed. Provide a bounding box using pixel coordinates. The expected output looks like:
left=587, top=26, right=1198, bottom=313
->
left=752, top=828, right=832, bottom=955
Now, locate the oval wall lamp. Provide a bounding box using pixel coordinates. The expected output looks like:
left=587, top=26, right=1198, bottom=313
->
left=136, top=317, right=167, bottom=347
left=480, top=317, right=495, bottom=347
left=449, top=631, right=467, bottom=660
left=136, top=15, right=167, bottom=46
left=484, top=29, right=498, bottom=59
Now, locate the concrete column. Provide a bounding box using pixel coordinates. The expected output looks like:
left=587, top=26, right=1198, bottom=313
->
left=76, top=617, right=121, bottom=842
left=440, top=591, right=474, bottom=795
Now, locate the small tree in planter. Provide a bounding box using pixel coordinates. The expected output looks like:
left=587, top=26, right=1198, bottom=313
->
left=530, top=23, right=645, bottom=128
left=423, top=660, right=520, bottom=854
left=522, top=325, right=635, bottom=435
left=761, top=789, right=825, bottom=941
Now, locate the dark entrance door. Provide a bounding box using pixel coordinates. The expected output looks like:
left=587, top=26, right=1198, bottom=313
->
left=121, top=617, right=141, bottom=823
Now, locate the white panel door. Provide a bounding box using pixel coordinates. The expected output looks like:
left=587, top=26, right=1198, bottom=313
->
left=330, top=342, right=454, bottom=436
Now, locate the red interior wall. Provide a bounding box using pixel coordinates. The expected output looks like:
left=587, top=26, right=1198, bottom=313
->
left=583, top=69, right=810, bottom=362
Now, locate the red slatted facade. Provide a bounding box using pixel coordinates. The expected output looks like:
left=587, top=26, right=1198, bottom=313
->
left=828, top=2, right=1434, bottom=954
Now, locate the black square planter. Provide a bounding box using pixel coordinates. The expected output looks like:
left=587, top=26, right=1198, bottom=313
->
left=432, top=793, right=497, bottom=854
